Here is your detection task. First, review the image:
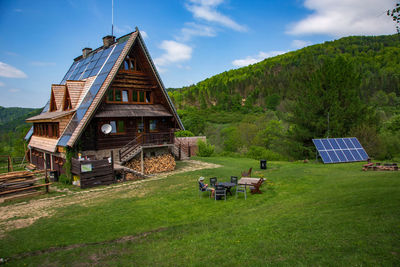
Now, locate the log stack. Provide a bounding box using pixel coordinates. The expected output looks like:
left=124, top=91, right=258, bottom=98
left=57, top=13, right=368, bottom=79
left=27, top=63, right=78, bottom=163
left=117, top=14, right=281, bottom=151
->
left=125, top=153, right=176, bottom=174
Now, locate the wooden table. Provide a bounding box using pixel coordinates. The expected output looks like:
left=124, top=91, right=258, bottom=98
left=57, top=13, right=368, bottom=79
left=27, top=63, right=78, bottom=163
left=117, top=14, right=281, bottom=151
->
left=238, top=177, right=262, bottom=185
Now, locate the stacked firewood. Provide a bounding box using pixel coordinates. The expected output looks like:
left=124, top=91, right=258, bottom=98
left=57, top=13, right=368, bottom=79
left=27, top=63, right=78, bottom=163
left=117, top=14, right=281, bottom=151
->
left=125, top=153, right=176, bottom=174
left=0, top=170, right=43, bottom=196
left=362, top=162, right=398, bottom=171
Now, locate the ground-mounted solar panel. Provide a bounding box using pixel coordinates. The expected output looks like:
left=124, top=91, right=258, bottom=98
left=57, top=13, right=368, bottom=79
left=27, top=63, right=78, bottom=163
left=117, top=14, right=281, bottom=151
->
left=312, top=137, right=369, bottom=164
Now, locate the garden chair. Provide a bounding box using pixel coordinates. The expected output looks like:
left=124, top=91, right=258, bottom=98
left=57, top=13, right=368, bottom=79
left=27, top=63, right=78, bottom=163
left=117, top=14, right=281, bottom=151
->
left=241, top=167, right=252, bottom=177
left=249, top=178, right=264, bottom=194
left=210, top=177, right=217, bottom=188
left=236, top=184, right=247, bottom=200
left=198, top=181, right=209, bottom=198
left=215, top=184, right=226, bottom=201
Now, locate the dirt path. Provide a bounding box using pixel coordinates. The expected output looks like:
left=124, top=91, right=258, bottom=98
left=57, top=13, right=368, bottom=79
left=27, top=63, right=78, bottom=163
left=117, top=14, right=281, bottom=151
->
left=0, top=160, right=221, bottom=236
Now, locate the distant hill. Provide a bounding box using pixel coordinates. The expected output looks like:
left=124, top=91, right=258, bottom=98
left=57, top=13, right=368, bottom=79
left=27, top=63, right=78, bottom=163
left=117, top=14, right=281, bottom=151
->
left=169, top=34, right=400, bottom=111
left=168, top=34, right=400, bottom=160
left=0, top=106, right=41, bottom=156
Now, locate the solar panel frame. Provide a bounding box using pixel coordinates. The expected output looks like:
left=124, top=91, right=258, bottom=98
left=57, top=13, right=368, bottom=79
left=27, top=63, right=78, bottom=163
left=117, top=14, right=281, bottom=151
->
left=312, top=137, right=369, bottom=164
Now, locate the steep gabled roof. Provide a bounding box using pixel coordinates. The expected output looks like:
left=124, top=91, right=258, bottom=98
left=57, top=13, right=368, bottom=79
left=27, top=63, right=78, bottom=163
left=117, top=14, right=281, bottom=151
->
left=26, top=28, right=184, bottom=148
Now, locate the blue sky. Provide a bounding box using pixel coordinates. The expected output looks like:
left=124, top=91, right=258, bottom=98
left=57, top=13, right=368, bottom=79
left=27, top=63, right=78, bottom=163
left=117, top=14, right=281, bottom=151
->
left=0, top=0, right=397, bottom=108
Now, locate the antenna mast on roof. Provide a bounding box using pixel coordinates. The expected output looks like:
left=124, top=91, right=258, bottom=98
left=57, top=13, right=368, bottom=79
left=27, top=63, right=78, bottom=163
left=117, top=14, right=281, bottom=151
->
left=111, top=0, right=114, bottom=36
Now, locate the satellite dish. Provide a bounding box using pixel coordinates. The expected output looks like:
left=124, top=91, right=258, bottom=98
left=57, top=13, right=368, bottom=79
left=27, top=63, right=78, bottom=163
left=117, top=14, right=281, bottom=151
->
left=101, top=124, right=112, bottom=134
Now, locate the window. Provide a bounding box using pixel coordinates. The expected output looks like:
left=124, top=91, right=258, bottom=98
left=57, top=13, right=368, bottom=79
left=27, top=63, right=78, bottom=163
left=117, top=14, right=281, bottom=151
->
left=110, top=121, right=116, bottom=133
left=149, top=120, right=157, bottom=132
left=122, top=90, right=128, bottom=102
left=117, top=120, right=125, bottom=132
left=115, top=89, right=122, bottom=102
left=146, top=91, right=151, bottom=103
left=107, top=89, right=114, bottom=101
left=137, top=121, right=144, bottom=133
left=106, top=88, right=152, bottom=104
left=132, top=90, right=138, bottom=102
left=33, top=123, right=59, bottom=139
left=108, top=120, right=125, bottom=134
left=139, top=91, right=144, bottom=102
left=122, top=56, right=142, bottom=72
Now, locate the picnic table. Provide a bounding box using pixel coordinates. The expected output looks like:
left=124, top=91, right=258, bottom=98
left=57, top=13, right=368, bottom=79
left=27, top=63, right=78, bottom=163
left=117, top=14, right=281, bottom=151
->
left=238, top=177, right=264, bottom=194
left=216, top=182, right=236, bottom=196
left=238, top=177, right=262, bottom=185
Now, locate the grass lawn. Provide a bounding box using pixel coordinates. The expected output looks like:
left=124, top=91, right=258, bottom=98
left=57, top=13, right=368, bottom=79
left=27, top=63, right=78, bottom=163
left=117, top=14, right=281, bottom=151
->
left=1, top=157, right=400, bottom=266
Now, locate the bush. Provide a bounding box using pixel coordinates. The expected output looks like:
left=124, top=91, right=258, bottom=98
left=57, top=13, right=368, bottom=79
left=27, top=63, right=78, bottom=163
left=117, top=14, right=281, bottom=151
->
left=175, top=130, right=195, bottom=137
left=58, top=174, right=71, bottom=185
left=246, top=146, right=286, bottom=161
left=197, top=139, right=215, bottom=157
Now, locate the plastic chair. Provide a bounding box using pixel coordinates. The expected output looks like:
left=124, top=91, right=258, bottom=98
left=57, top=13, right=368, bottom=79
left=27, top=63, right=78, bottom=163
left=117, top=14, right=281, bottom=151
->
left=210, top=177, right=217, bottom=188
left=231, top=176, right=238, bottom=185
left=215, top=184, right=226, bottom=201
left=236, top=184, right=247, bottom=200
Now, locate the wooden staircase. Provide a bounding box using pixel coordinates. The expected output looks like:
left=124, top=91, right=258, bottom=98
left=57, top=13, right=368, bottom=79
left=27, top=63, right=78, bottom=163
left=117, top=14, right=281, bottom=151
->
left=119, top=132, right=175, bottom=164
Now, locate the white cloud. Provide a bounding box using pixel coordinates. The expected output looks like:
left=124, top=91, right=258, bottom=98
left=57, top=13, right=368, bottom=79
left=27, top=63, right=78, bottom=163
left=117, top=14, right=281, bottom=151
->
left=14, top=8, right=23, bottom=12
left=140, top=30, right=149, bottom=39
left=185, top=0, right=246, bottom=32
left=154, top=41, right=193, bottom=67
left=0, top=62, right=27, bottom=78
left=30, top=61, right=56, bottom=67
left=292, top=39, right=312, bottom=49
left=9, top=88, right=20, bottom=93
left=178, top=22, right=217, bottom=41
left=0, top=81, right=4, bottom=87
left=288, top=0, right=397, bottom=36
left=232, top=51, right=286, bottom=67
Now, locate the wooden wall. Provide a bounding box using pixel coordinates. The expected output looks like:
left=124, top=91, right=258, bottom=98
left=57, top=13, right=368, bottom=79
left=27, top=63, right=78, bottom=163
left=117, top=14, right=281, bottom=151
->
left=80, top=117, right=173, bottom=151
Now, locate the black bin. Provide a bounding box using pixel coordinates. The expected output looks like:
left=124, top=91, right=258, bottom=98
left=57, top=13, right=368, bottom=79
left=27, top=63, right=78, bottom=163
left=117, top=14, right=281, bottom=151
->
left=260, top=159, right=267, bottom=170
left=49, top=170, right=59, bottom=182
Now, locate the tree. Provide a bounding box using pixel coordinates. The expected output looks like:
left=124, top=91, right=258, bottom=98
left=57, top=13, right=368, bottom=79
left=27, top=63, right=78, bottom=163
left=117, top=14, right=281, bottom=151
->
left=290, top=56, right=369, bottom=156
left=387, top=2, right=400, bottom=33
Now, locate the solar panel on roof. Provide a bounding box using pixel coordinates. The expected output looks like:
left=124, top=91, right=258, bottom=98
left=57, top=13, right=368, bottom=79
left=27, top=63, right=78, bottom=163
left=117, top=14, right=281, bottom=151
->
left=312, top=137, right=369, bottom=164
left=58, top=39, right=127, bottom=147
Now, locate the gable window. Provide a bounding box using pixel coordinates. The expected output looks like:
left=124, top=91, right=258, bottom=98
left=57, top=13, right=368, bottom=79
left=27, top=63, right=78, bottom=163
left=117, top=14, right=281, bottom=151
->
left=122, top=90, right=129, bottom=102
left=106, top=88, right=152, bottom=104
left=122, top=55, right=142, bottom=72
left=33, top=123, right=59, bottom=138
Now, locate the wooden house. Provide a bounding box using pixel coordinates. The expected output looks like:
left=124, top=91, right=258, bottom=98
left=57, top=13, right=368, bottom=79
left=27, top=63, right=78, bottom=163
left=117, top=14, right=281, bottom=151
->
left=25, top=29, right=184, bottom=175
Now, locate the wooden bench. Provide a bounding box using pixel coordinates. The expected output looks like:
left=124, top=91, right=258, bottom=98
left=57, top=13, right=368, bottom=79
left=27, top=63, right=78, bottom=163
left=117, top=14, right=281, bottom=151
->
left=249, top=178, right=264, bottom=194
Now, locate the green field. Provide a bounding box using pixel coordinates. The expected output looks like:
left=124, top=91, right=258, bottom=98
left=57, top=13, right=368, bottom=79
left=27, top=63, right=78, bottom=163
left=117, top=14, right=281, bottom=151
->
left=1, top=157, right=400, bottom=266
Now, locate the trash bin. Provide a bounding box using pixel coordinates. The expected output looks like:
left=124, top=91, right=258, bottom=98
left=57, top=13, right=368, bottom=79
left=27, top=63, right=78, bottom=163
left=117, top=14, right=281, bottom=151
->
left=49, top=170, right=59, bottom=182
left=260, top=159, right=267, bottom=170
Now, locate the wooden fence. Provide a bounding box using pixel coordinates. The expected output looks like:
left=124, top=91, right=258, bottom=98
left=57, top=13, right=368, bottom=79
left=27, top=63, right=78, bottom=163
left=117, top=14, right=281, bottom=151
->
left=0, top=170, right=50, bottom=199
left=71, top=158, right=114, bottom=189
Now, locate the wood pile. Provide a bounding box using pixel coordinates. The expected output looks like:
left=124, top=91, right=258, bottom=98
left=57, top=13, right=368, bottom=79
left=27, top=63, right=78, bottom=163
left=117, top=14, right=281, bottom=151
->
left=125, top=153, right=176, bottom=174
left=362, top=162, right=398, bottom=171
left=0, top=170, right=48, bottom=197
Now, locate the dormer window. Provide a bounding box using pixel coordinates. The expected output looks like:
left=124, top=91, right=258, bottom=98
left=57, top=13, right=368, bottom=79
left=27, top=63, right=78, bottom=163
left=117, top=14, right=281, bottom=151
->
left=63, top=90, right=73, bottom=110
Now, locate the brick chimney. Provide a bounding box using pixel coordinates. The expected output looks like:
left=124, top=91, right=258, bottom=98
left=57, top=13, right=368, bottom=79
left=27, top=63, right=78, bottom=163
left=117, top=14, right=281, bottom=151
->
left=103, top=35, right=116, bottom=48
left=82, top=48, right=92, bottom=58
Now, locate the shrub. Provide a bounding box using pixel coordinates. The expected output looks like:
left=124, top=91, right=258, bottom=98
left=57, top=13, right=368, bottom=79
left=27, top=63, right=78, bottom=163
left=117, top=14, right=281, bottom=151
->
left=58, top=174, right=71, bottom=185
left=246, top=146, right=285, bottom=161
left=175, top=130, right=195, bottom=137
left=197, top=139, right=215, bottom=157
